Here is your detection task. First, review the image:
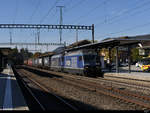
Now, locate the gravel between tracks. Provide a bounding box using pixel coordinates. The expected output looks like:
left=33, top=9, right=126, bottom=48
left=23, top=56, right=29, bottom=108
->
left=20, top=68, right=143, bottom=110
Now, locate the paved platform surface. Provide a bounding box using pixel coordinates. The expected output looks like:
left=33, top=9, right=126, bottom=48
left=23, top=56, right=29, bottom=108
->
left=0, top=67, right=29, bottom=110
left=104, top=65, right=150, bottom=81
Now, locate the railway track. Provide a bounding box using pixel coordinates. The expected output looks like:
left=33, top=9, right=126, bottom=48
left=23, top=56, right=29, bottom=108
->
left=20, top=65, right=150, bottom=110
left=13, top=67, right=78, bottom=111
left=54, top=75, right=150, bottom=110
left=74, top=75, right=150, bottom=95
left=23, top=65, right=150, bottom=95
left=104, top=74, right=150, bottom=83
left=99, top=77, right=150, bottom=94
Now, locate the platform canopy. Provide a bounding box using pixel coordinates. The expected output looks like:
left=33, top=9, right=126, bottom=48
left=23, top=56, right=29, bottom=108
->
left=39, top=52, right=54, bottom=58
left=66, top=34, right=150, bottom=51
left=0, top=48, right=11, bottom=56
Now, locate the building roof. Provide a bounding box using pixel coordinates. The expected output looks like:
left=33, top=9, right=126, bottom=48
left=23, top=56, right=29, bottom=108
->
left=52, top=46, right=65, bottom=54
left=0, top=48, right=11, bottom=56
left=40, top=52, right=54, bottom=57
left=132, top=34, right=150, bottom=47
left=66, top=40, right=91, bottom=49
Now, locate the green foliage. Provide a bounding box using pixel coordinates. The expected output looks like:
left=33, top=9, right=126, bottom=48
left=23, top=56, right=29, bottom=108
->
left=8, top=47, right=33, bottom=65
left=131, top=48, right=142, bottom=62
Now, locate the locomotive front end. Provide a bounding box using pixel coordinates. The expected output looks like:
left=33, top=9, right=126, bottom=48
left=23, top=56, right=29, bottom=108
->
left=82, top=49, right=103, bottom=77
left=84, top=64, right=103, bottom=77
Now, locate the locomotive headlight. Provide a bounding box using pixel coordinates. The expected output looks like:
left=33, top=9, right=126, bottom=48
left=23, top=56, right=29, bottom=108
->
left=84, top=65, right=89, bottom=69
left=85, top=66, right=88, bottom=69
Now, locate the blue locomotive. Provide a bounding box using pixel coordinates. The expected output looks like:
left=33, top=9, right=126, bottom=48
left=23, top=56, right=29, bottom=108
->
left=26, top=49, right=103, bottom=77
left=63, top=49, right=102, bottom=76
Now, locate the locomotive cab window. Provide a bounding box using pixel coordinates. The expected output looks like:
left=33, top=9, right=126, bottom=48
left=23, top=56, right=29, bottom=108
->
left=79, top=56, right=82, bottom=61
left=84, top=55, right=96, bottom=60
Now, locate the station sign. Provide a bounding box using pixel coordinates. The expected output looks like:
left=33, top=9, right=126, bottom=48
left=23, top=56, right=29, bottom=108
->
left=139, top=49, right=145, bottom=55
left=118, top=47, right=128, bottom=51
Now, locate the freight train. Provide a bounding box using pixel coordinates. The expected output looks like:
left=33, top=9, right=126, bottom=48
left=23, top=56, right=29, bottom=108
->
left=24, top=49, right=104, bottom=77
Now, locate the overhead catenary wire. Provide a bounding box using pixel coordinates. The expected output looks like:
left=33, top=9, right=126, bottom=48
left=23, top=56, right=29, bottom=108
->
left=63, top=0, right=88, bottom=43
left=40, top=0, right=59, bottom=24
left=11, top=0, right=18, bottom=45
left=95, top=0, right=150, bottom=27
left=13, top=0, right=19, bottom=24
left=72, top=0, right=141, bottom=25
left=106, top=4, right=150, bottom=26
left=57, top=0, right=86, bottom=43
left=64, top=0, right=87, bottom=14
left=74, top=0, right=141, bottom=25
left=64, top=0, right=73, bottom=9
left=72, top=0, right=109, bottom=25
left=95, top=0, right=150, bottom=39
left=28, top=0, right=41, bottom=23
left=97, top=20, right=150, bottom=38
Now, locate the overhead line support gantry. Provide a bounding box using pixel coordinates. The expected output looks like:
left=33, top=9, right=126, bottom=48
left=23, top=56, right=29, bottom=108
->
left=0, top=24, right=95, bottom=43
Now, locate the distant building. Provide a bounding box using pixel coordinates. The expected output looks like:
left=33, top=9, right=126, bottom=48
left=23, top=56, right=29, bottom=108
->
left=133, top=34, right=150, bottom=57
left=101, top=34, right=150, bottom=63
left=66, top=40, right=92, bottom=49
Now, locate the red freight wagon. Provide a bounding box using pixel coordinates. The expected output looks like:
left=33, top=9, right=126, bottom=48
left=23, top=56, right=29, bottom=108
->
left=28, top=59, right=33, bottom=66
left=24, top=60, right=28, bottom=65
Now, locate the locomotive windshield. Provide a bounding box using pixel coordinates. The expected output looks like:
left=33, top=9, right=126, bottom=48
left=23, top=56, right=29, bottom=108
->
left=83, top=55, right=97, bottom=65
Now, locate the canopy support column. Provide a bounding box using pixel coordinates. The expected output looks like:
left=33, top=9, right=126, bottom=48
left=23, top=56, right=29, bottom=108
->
left=128, top=46, right=131, bottom=73
left=116, top=46, right=119, bottom=73
left=108, top=47, right=112, bottom=72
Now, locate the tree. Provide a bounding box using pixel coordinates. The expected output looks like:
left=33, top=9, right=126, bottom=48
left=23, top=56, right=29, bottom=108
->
left=8, top=47, right=19, bottom=65
left=131, top=48, right=142, bottom=63
left=8, top=47, right=33, bottom=65
left=20, top=48, right=33, bottom=60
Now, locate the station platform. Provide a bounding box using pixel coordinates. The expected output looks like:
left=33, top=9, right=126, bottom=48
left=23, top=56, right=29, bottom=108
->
left=0, top=67, right=29, bottom=110
left=104, top=65, right=150, bottom=82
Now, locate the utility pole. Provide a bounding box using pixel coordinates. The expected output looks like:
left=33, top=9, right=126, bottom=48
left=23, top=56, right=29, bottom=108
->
left=9, top=29, right=12, bottom=44
left=76, top=29, right=78, bottom=42
left=76, top=29, right=78, bottom=46
left=37, top=28, right=40, bottom=44
left=35, top=32, right=37, bottom=51
left=57, top=6, right=64, bottom=44
left=92, top=24, right=94, bottom=43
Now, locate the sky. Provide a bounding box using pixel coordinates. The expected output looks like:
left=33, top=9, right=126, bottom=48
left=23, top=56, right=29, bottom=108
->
left=0, top=0, right=150, bottom=52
